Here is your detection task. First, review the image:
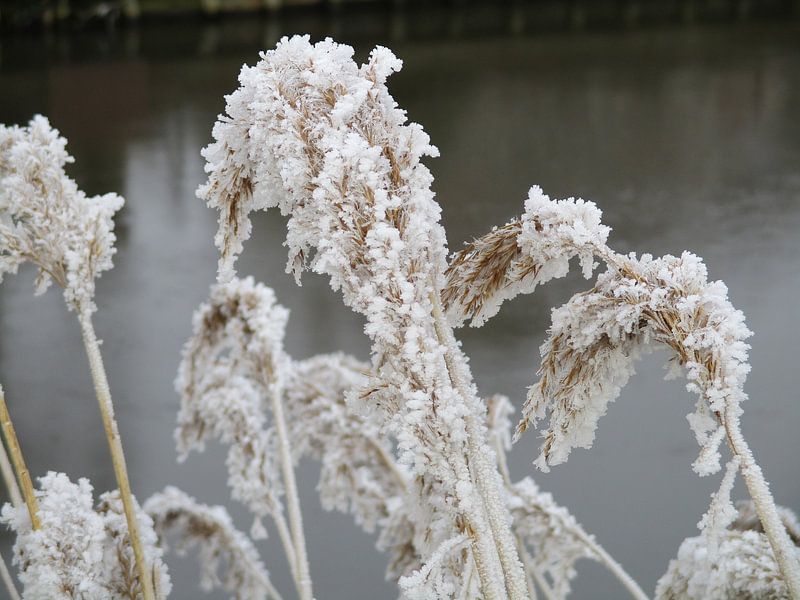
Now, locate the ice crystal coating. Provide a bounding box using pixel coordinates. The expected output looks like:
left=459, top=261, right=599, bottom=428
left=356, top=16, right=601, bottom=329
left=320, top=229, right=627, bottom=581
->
left=145, top=487, right=275, bottom=600
left=507, top=478, right=598, bottom=599
left=1, top=472, right=169, bottom=600
left=444, top=186, right=609, bottom=327
left=656, top=502, right=800, bottom=600
left=0, top=116, right=124, bottom=315
left=175, top=276, right=289, bottom=535
left=518, top=250, right=753, bottom=477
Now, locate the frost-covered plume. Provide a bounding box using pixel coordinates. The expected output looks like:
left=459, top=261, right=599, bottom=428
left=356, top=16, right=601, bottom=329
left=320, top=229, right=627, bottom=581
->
left=0, top=115, right=123, bottom=317
left=656, top=501, right=800, bottom=599
left=285, top=353, right=407, bottom=534
left=451, top=185, right=799, bottom=594
left=200, top=35, right=529, bottom=598
left=144, top=487, right=280, bottom=600
left=444, top=186, right=609, bottom=327
left=176, top=276, right=287, bottom=531
left=1, top=472, right=170, bottom=600
left=284, top=353, right=428, bottom=587
left=175, top=276, right=313, bottom=600
left=516, top=250, right=752, bottom=476
left=177, top=281, right=470, bottom=595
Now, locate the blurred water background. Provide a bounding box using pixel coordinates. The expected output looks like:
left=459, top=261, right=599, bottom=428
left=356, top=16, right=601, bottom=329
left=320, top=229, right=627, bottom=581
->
left=1, top=4, right=799, bottom=599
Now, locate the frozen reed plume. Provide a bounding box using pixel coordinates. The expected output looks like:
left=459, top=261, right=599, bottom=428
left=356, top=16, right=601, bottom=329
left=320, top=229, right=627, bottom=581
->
left=0, top=116, right=155, bottom=599
left=447, top=184, right=800, bottom=595
left=0, top=115, right=123, bottom=317
left=656, top=501, right=800, bottom=599
left=145, top=486, right=281, bottom=600
left=1, top=472, right=170, bottom=600
left=444, top=186, right=608, bottom=328
left=199, top=34, right=529, bottom=598
left=285, top=353, right=406, bottom=533
left=176, top=276, right=312, bottom=599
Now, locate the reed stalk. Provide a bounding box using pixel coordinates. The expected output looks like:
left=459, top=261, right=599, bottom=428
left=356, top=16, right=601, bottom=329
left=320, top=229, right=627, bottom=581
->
left=0, top=550, right=20, bottom=600
left=0, top=430, right=23, bottom=510
left=78, top=313, right=154, bottom=600
left=0, top=386, right=40, bottom=530
left=431, top=292, right=529, bottom=600
left=264, top=366, right=313, bottom=600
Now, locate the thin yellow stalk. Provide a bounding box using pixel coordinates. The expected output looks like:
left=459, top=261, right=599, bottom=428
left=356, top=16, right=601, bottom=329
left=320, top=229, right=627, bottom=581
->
left=0, top=432, right=23, bottom=509
left=0, top=549, right=20, bottom=600
left=78, top=314, right=154, bottom=600
left=0, top=386, right=40, bottom=530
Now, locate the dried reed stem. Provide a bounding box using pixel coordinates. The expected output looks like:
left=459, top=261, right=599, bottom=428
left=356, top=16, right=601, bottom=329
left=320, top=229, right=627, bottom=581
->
left=274, top=509, right=298, bottom=584
left=0, top=549, right=20, bottom=600
left=265, top=367, right=313, bottom=600
left=78, top=314, right=154, bottom=600
left=0, top=386, right=40, bottom=530
left=0, top=430, right=23, bottom=509
left=431, top=293, right=529, bottom=600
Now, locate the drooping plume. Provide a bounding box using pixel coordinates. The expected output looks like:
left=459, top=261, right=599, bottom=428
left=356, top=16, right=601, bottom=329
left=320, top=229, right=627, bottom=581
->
left=518, top=250, right=752, bottom=477
left=444, top=186, right=609, bottom=327
left=175, top=276, right=289, bottom=535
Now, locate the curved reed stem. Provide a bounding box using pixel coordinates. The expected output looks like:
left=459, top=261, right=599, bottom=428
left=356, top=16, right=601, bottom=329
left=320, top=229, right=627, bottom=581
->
left=78, top=314, right=154, bottom=600
left=0, top=386, right=40, bottom=530
left=722, top=405, right=800, bottom=597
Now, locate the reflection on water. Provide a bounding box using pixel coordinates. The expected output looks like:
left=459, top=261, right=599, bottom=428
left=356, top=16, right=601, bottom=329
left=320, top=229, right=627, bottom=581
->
left=1, top=17, right=799, bottom=600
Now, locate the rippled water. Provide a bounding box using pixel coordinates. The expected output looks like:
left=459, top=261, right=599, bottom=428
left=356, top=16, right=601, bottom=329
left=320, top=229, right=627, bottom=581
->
left=1, top=16, right=799, bottom=599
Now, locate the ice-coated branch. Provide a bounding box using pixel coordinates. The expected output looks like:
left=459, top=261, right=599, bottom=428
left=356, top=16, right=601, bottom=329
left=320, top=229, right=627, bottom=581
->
left=0, top=472, right=170, bottom=600
left=199, top=35, right=527, bottom=598
left=487, top=394, right=648, bottom=600
left=398, top=533, right=471, bottom=600
left=144, top=487, right=281, bottom=600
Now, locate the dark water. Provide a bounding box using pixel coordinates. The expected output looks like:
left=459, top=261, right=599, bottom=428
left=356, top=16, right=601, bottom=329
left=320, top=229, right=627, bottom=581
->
left=1, top=15, right=799, bottom=600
